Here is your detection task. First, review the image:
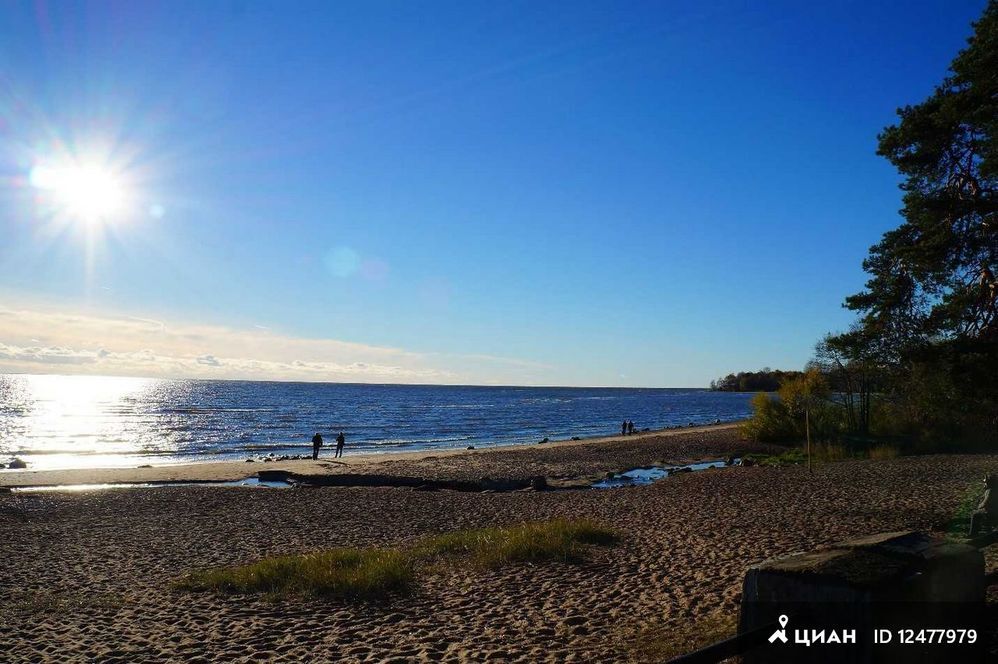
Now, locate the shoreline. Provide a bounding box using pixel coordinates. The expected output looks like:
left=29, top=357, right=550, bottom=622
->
left=0, top=421, right=744, bottom=489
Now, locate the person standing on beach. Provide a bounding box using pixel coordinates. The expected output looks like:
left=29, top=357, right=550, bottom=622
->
left=627, top=421, right=635, bottom=435
left=335, top=431, right=345, bottom=458
left=621, top=420, right=627, bottom=436
left=311, top=432, right=323, bottom=460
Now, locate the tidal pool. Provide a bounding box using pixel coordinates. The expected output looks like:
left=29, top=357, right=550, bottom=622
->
left=591, top=459, right=734, bottom=489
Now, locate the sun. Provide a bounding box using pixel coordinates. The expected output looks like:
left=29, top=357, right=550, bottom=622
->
left=30, top=160, right=126, bottom=224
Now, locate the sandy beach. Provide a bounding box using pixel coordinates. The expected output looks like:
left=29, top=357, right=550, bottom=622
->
left=0, top=422, right=751, bottom=489
left=2, top=424, right=996, bottom=662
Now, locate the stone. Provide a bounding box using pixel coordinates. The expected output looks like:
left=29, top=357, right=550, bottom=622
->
left=740, top=531, right=984, bottom=663
left=466, top=445, right=475, bottom=450
left=258, top=470, right=292, bottom=482
left=245, top=458, right=255, bottom=462
left=8, top=458, right=27, bottom=469
left=969, top=474, right=997, bottom=536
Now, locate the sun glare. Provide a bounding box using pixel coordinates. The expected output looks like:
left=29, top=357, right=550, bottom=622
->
left=30, top=160, right=126, bottom=224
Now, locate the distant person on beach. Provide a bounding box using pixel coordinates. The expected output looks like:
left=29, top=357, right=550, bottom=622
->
left=335, top=432, right=346, bottom=458
left=311, top=432, right=323, bottom=460
left=621, top=420, right=627, bottom=436
left=627, top=420, right=635, bottom=435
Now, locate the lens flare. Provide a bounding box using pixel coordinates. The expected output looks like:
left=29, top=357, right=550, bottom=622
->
left=30, top=161, right=126, bottom=223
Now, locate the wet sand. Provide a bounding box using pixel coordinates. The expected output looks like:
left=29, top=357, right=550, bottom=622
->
left=1, top=426, right=995, bottom=662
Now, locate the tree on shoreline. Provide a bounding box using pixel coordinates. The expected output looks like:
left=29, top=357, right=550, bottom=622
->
left=709, top=369, right=803, bottom=392
left=743, top=2, right=997, bottom=448
left=827, top=1, right=998, bottom=446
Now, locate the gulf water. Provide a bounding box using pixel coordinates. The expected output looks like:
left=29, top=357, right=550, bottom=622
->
left=0, top=374, right=754, bottom=470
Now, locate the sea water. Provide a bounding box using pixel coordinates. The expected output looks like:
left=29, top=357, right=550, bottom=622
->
left=0, top=374, right=754, bottom=470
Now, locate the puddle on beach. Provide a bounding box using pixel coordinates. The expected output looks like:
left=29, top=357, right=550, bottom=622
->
left=591, top=459, right=734, bottom=489
left=9, top=476, right=294, bottom=493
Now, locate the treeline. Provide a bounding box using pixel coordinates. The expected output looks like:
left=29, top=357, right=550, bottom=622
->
left=744, top=2, right=998, bottom=451
left=709, top=369, right=803, bottom=392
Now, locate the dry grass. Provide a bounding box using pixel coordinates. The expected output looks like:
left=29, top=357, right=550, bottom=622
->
left=814, top=443, right=849, bottom=462
left=176, top=548, right=413, bottom=600
left=415, top=518, right=618, bottom=567
left=177, top=519, right=618, bottom=600
left=868, top=444, right=900, bottom=460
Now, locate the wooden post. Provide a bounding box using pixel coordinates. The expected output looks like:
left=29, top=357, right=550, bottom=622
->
left=806, top=406, right=812, bottom=473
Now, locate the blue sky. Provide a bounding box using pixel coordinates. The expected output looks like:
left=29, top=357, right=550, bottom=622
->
left=0, top=0, right=988, bottom=386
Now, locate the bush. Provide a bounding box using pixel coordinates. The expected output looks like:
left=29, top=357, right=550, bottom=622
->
left=742, top=370, right=854, bottom=443
left=740, top=393, right=797, bottom=442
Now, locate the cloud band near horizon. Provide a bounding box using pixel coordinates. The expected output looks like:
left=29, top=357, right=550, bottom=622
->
left=0, top=303, right=555, bottom=384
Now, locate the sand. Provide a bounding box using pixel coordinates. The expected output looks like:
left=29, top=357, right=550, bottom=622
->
left=1, top=425, right=995, bottom=663
left=0, top=423, right=748, bottom=489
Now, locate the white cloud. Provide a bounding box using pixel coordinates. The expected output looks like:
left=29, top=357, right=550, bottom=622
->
left=0, top=302, right=557, bottom=384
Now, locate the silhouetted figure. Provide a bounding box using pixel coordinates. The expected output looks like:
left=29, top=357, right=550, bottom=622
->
left=311, top=432, right=323, bottom=460
left=627, top=420, right=635, bottom=435
left=621, top=420, right=627, bottom=436
left=335, top=431, right=346, bottom=458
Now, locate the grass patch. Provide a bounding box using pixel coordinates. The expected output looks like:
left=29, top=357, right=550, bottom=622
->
left=415, top=518, right=618, bottom=567
left=177, top=519, right=618, bottom=601
left=745, top=443, right=903, bottom=467
left=631, top=612, right=738, bottom=662
left=744, top=448, right=806, bottom=466
left=176, top=547, right=413, bottom=600
left=942, top=482, right=986, bottom=541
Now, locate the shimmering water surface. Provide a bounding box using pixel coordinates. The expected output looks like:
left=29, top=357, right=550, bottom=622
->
left=0, top=374, right=754, bottom=470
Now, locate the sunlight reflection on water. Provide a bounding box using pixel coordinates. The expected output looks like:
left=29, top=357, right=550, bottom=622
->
left=1, top=374, right=159, bottom=469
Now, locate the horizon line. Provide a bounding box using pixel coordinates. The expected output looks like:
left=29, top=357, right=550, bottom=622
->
left=0, top=369, right=747, bottom=391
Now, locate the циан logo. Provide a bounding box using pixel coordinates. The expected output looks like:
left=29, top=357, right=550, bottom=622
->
left=769, top=615, right=789, bottom=644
